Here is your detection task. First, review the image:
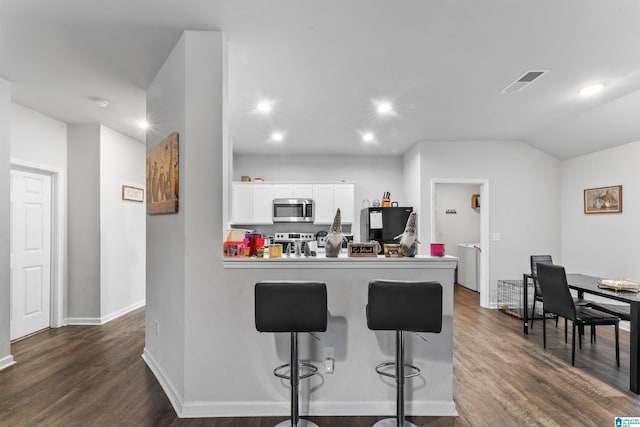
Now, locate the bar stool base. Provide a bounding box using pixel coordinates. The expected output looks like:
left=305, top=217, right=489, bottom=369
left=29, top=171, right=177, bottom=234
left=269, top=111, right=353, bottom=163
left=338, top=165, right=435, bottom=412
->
left=372, top=418, right=418, bottom=427
left=275, top=419, right=319, bottom=427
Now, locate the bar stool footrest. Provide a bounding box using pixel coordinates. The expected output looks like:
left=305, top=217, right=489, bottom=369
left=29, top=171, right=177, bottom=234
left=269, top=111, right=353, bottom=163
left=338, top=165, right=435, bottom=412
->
left=273, top=362, right=319, bottom=380
left=375, top=361, right=421, bottom=379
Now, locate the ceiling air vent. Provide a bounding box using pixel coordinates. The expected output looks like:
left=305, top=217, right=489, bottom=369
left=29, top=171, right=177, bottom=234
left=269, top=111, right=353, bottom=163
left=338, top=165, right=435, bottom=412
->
left=500, top=70, right=549, bottom=94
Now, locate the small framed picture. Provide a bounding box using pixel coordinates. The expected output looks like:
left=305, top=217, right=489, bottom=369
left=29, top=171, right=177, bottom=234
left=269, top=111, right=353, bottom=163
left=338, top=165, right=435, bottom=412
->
left=584, top=185, right=622, bottom=214
left=122, top=185, right=144, bottom=202
left=383, top=243, right=403, bottom=258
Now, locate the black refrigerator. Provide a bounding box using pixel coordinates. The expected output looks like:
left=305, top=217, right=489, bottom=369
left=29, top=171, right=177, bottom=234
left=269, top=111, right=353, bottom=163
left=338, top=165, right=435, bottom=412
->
left=360, top=207, right=413, bottom=252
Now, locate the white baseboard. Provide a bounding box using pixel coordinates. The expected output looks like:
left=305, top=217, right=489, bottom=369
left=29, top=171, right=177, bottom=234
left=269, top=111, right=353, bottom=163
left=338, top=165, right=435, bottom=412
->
left=0, top=355, right=16, bottom=371
left=65, top=300, right=145, bottom=326
left=142, top=348, right=184, bottom=416
left=65, top=317, right=102, bottom=326
left=141, top=349, right=457, bottom=418
left=101, top=300, right=146, bottom=324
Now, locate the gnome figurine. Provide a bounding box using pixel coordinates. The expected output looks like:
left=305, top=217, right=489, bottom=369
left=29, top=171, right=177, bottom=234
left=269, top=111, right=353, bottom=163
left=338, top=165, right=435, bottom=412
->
left=394, top=211, right=420, bottom=257
left=324, top=208, right=345, bottom=257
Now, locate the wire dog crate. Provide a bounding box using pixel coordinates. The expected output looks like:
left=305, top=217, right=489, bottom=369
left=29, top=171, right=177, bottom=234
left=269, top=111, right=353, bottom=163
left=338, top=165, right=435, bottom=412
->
left=497, top=279, right=543, bottom=320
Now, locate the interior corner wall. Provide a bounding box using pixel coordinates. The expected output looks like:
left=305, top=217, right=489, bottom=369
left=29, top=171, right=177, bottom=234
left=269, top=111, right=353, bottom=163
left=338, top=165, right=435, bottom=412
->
left=0, top=77, right=12, bottom=367
left=67, top=124, right=101, bottom=320
left=416, top=140, right=561, bottom=303
left=561, top=140, right=640, bottom=279
left=145, top=33, right=187, bottom=403
left=99, top=126, right=146, bottom=319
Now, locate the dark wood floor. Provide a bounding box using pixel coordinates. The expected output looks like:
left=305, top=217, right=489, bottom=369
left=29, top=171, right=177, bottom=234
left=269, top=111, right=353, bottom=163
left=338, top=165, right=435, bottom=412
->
left=1, top=285, right=638, bottom=426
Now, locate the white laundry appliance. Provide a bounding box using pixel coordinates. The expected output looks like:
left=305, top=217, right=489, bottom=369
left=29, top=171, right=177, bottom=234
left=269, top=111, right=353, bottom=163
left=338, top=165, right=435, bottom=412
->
left=457, top=243, right=480, bottom=291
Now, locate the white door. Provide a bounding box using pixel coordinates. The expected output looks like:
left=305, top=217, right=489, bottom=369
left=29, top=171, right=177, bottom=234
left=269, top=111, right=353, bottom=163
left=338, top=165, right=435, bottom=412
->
left=10, top=169, right=52, bottom=340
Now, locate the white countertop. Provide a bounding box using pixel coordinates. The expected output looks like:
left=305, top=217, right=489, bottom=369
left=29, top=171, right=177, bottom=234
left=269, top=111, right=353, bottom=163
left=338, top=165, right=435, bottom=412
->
left=223, top=253, right=458, bottom=269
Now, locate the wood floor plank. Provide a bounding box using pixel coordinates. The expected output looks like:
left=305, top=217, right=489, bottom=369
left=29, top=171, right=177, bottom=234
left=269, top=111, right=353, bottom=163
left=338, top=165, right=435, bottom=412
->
left=1, top=285, right=638, bottom=426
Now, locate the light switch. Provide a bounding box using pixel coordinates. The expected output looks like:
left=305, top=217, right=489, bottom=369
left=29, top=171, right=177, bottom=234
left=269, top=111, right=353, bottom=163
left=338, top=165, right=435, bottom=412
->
left=492, top=233, right=501, bottom=242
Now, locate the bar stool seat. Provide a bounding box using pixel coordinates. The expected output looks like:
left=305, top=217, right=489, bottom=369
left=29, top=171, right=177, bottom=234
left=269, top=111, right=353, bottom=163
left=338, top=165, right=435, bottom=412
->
left=366, top=280, right=443, bottom=427
left=255, top=281, right=328, bottom=427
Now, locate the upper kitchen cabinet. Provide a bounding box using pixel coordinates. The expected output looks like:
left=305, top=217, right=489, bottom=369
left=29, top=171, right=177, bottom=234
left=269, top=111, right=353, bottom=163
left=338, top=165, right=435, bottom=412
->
left=231, top=181, right=354, bottom=225
left=231, top=182, right=274, bottom=224
left=313, top=183, right=355, bottom=224
left=273, top=184, right=313, bottom=199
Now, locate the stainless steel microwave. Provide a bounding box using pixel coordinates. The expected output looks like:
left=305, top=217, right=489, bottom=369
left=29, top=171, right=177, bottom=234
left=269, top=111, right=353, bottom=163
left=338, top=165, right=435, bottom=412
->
left=272, top=199, right=314, bottom=223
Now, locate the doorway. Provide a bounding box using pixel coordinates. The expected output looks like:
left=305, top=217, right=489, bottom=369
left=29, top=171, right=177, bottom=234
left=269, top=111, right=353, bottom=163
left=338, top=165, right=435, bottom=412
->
left=431, top=179, right=490, bottom=308
left=10, top=168, right=52, bottom=340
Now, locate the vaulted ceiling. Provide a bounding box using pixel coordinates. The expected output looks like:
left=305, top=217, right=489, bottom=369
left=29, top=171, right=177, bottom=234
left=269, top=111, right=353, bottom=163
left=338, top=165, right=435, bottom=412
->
left=2, top=0, right=639, bottom=159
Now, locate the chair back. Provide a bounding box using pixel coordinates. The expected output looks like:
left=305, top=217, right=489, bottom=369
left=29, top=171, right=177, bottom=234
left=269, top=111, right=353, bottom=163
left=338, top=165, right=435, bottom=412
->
left=535, top=264, right=576, bottom=321
left=530, top=255, right=553, bottom=295
left=255, top=281, right=327, bottom=333
left=366, top=280, right=442, bottom=333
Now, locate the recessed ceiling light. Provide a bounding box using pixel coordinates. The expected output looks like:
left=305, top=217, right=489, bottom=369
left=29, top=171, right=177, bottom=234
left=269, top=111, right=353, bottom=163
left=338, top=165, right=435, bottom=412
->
left=578, top=83, right=606, bottom=96
left=256, top=101, right=273, bottom=113
left=270, top=132, right=284, bottom=142
left=362, top=132, right=375, bottom=143
left=376, top=102, right=393, bottom=114
left=138, top=120, right=150, bottom=130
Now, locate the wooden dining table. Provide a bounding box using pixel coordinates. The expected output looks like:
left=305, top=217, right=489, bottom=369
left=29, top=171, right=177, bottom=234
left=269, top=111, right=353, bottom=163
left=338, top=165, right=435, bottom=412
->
left=523, top=272, right=640, bottom=394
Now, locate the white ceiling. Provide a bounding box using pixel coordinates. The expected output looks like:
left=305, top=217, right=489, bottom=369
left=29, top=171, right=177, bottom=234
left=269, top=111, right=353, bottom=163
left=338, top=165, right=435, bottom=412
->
left=2, top=0, right=640, bottom=159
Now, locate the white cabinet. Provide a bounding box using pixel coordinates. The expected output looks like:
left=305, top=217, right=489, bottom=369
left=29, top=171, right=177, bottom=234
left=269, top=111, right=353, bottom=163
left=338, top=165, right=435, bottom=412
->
left=231, top=183, right=253, bottom=224
left=252, top=184, right=275, bottom=224
left=231, top=181, right=353, bottom=225
left=231, top=183, right=274, bottom=224
left=313, top=183, right=355, bottom=224
left=293, top=184, right=313, bottom=198
left=273, top=184, right=313, bottom=199
left=333, top=184, right=355, bottom=224
left=313, top=184, right=335, bottom=224
left=273, top=184, right=293, bottom=199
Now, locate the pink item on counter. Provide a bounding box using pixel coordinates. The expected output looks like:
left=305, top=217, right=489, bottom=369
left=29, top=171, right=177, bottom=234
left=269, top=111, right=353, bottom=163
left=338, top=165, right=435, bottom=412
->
left=430, top=243, right=445, bottom=257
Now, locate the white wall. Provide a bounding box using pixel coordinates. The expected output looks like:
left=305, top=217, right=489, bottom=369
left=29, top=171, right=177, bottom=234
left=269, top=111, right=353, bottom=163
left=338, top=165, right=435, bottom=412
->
left=416, top=140, right=561, bottom=305
left=234, top=154, right=405, bottom=238
left=67, top=125, right=101, bottom=319
left=10, top=103, right=68, bottom=328
left=99, top=126, right=146, bottom=319
left=145, top=32, right=188, bottom=403
left=434, top=183, right=480, bottom=257
left=561, top=140, right=640, bottom=280
left=403, top=143, right=422, bottom=217
left=10, top=104, right=67, bottom=168
left=0, top=77, right=12, bottom=369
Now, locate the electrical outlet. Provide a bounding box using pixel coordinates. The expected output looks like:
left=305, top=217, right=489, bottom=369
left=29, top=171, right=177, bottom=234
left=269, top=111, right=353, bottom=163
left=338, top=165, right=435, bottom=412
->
left=155, top=320, right=160, bottom=336
left=323, top=347, right=335, bottom=374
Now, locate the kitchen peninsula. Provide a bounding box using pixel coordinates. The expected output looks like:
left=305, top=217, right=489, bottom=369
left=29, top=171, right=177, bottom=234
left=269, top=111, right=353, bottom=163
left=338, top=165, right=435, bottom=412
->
left=224, top=253, right=458, bottom=416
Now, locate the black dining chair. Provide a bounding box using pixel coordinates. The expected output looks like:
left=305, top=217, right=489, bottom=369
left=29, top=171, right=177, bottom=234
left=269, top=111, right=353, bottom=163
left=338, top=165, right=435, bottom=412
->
left=529, top=255, right=593, bottom=341
left=536, top=263, right=620, bottom=367
left=529, top=255, right=554, bottom=330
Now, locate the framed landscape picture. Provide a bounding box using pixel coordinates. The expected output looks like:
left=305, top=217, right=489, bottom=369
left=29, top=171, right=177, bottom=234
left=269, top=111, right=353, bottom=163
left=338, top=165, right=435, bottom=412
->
left=147, top=132, right=179, bottom=214
left=584, top=185, right=622, bottom=214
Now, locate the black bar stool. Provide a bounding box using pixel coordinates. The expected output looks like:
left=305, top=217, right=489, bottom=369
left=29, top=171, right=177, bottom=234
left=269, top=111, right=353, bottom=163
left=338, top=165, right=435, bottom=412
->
left=255, top=281, right=328, bottom=427
left=366, top=280, right=443, bottom=427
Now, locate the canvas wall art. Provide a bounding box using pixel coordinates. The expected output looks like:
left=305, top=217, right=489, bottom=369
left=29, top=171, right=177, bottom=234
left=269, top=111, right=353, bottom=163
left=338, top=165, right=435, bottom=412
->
left=584, top=185, right=622, bottom=214
left=147, top=132, right=179, bottom=214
